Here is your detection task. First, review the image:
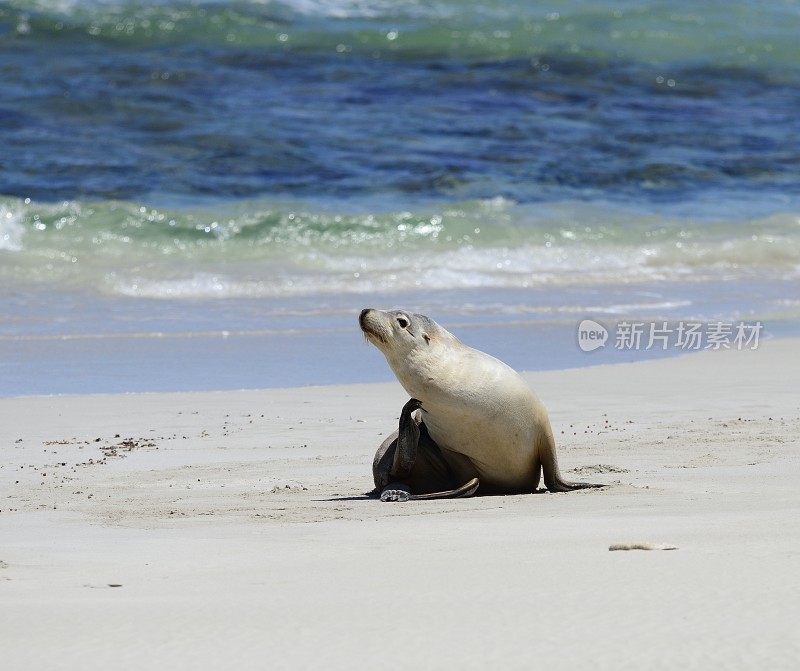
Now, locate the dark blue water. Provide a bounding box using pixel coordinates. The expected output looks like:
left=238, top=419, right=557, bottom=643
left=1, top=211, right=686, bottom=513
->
left=2, top=0, right=800, bottom=207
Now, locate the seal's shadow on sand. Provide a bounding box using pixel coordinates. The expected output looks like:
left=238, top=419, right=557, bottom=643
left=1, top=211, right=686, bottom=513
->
left=316, top=489, right=557, bottom=503
left=314, top=494, right=377, bottom=502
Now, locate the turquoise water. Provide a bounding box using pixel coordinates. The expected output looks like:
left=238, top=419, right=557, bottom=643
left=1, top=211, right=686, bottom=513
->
left=1, top=0, right=799, bottom=394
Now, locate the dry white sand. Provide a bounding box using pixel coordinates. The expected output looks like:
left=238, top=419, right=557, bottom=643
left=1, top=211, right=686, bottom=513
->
left=1, top=339, right=799, bottom=669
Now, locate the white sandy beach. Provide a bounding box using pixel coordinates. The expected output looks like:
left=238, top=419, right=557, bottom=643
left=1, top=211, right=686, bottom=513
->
left=1, top=339, right=799, bottom=669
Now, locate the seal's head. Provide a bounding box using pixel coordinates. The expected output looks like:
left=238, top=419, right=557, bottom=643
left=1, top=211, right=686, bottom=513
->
left=359, top=308, right=435, bottom=357
left=359, top=308, right=464, bottom=400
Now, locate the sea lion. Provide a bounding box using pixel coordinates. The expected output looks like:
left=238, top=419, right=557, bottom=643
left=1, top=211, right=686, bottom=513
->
left=360, top=308, right=605, bottom=501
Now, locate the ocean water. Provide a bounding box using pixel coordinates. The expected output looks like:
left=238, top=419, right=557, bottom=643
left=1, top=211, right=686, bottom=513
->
left=1, top=0, right=799, bottom=395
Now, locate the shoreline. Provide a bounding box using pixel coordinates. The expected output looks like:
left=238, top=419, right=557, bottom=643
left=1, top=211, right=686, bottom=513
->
left=3, top=315, right=792, bottom=398
left=2, top=338, right=799, bottom=667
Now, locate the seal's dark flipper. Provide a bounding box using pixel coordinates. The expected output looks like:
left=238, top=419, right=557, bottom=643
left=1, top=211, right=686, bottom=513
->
left=391, top=398, right=423, bottom=480
left=409, top=477, right=480, bottom=501
left=541, top=449, right=609, bottom=492
left=571, top=481, right=607, bottom=489
left=546, top=480, right=607, bottom=492
left=380, top=483, right=411, bottom=502
left=379, top=478, right=479, bottom=502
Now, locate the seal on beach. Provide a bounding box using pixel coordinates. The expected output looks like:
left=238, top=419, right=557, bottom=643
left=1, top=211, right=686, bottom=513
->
left=360, top=308, right=605, bottom=501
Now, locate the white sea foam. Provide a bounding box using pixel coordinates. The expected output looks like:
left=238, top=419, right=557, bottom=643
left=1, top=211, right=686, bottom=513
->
left=3, top=196, right=800, bottom=302
left=278, top=0, right=411, bottom=19
left=0, top=203, right=25, bottom=252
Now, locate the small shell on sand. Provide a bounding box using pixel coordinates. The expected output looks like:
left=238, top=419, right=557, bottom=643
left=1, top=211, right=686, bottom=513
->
left=609, top=542, right=678, bottom=551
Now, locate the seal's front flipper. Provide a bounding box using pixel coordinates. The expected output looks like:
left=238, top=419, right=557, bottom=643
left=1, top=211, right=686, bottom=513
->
left=540, top=444, right=608, bottom=492
left=546, top=478, right=607, bottom=492
left=410, top=477, right=480, bottom=500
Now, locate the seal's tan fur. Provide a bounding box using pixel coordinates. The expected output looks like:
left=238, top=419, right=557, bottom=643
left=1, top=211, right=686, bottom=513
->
left=360, top=308, right=601, bottom=494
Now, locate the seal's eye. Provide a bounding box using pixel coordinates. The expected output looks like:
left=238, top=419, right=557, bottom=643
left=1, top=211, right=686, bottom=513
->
left=397, top=315, right=409, bottom=329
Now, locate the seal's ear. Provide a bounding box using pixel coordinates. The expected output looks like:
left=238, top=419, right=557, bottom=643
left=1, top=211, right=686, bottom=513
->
left=422, top=332, right=431, bottom=344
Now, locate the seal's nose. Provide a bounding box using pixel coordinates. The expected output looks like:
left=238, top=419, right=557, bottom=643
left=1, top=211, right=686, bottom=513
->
left=359, top=308, right=373, bottom=329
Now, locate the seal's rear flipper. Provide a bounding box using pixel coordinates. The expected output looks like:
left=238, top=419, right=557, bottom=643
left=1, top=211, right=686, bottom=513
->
left=410, top=477, right=480, bottom=500
left=380, top=483, right=411, bottom=502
